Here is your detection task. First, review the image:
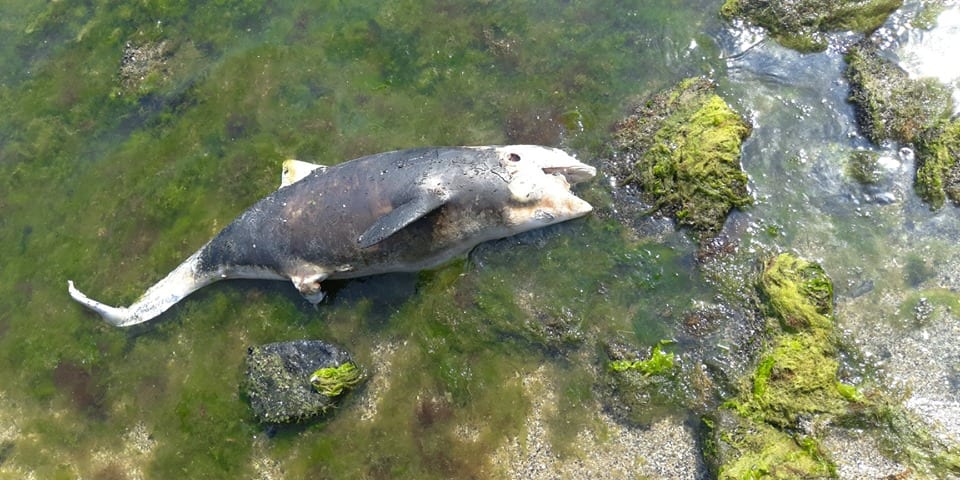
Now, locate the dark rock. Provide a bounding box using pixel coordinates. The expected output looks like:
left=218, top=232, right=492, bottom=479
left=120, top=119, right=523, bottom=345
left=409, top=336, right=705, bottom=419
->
left=243, top=340, right=361, bottom=424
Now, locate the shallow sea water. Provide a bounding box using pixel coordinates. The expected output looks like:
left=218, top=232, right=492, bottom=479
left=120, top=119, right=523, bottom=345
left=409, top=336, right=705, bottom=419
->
left=0, top=0, right=958, bottom=478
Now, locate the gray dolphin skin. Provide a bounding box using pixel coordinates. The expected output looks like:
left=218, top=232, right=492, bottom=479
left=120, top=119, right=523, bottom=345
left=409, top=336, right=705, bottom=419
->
left=67, top=145, right=596, bottom=327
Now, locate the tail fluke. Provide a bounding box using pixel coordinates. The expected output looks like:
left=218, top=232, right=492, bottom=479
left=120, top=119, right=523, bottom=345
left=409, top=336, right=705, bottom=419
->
left=67, top=250, right=217, bottom=327
left=67, top=280, right=139, bottom=326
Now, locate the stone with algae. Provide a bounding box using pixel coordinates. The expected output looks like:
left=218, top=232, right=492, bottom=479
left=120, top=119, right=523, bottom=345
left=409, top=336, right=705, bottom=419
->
left=845, top=42, right=960, bottom=209
left=720, top=0, right=902, bottom=52
left=243, top=340, right=364, bottom=423
left=705, top=254, right=854, bottom=477
left=612, top=77, right=752, bottom=241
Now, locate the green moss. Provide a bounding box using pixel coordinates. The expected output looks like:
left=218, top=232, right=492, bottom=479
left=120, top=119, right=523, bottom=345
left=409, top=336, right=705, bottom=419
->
left=709, top=254, right=853, bottom=476
left=599, top=340, right=684, bottom=426
left=310, top=362, right=365, bottom=397
left=738, top=332, right=848, bottom=428
left=915, top=118, right=960, bottom=209
left=721, top=0, right=901, bottom=53
left=614, top=77, right=752, bottom=240
left=845, top=43, right=958, bottom=210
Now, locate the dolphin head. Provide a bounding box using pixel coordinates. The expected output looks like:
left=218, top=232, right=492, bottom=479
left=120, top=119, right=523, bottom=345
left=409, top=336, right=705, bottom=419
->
left=490, top=145, right=596, bottom=230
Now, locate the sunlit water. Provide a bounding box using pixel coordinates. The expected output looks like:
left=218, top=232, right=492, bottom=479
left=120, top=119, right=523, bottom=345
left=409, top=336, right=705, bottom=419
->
left=0, top=0, right=958, bottom=478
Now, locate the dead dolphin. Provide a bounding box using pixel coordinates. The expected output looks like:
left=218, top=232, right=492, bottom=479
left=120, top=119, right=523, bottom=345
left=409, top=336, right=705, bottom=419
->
left=68, top=145, right=596, bottom=327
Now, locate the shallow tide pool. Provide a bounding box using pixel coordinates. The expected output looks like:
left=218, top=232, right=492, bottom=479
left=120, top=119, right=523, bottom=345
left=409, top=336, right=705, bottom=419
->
left=1, top=0, right=958, bottom=478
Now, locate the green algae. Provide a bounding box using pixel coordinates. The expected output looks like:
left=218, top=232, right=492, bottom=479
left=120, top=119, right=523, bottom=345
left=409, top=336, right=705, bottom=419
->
left=310, top=362, right=364, bottom=397
left=599, top=339, right=684, bottom=426
left=758, top=253, right=834, bottom=332
left=710, top=254, right=960, bottom=476
left=720, top=0, right=902, bottom=53
left=608, top=340, right=676, bottom=375
left=705, top=410, right=836, bottom=479
left=846, top=150, right=882, bottom=185
left=613, top=77, right=752, bottom=241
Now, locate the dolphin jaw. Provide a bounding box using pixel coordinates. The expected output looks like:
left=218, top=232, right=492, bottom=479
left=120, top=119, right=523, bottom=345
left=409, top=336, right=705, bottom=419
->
left=542, top=164, right=597, bottom=185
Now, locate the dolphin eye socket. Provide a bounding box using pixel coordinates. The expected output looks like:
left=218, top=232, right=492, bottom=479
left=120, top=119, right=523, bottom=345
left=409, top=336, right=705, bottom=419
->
left=508, top=153, right=521, bottom=162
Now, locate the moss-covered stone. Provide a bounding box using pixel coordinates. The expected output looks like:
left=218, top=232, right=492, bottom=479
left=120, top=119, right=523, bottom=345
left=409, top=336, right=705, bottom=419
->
left=720, top=0, right=901, bottom=52
left=915, top=118, right=960, bottom=209
left=732, top=255, right=852, bottom=429
left=598, top=340, right=682, bottom=426
left=707, top=254, right=854, bottom=476
left=844, top=43, right=960, bottom=209
left=758, top=253, right=834, bottom=332
left=847, top=150, right=882, bottom=185
left=845, top=42, right=953, bottom=145
left=612, top=77, right=752, bottom=241
left=705, top=409, right=836, bottom=479
left=243, top=340, right=361, bottom=424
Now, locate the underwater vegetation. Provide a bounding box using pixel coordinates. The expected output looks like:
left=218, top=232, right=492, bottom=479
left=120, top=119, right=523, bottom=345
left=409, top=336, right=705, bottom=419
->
left=599, top=339, right=682, bottom=426
left=610, top=77, right=752, bottom=241
left=915, top=118, right=960, bottom=209
left=720, top=0, right=902, bottom=52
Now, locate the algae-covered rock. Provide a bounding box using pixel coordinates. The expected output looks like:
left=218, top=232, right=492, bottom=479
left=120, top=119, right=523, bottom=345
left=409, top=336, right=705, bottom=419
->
left=721, top=0, right=901, bottom=52
left=598, top=340, right=682, bottom=426
left=847, top=150, right=882, bottom=185
left=844, top=42, right=960, bottom=209
left=706, top=253, right=960, bottom=476
left=738, top=254, right=851, bottom=427
left=704, top=409, right=836, bottom=479
left=612, top=77, right=752, bottom=241
left=845, top=42, right=953, bottom=145
left=915, top=118, right=960, bottom=209
left=707, top=254, right=854, bottom=476
left=243, top=340, right=364, bottom=424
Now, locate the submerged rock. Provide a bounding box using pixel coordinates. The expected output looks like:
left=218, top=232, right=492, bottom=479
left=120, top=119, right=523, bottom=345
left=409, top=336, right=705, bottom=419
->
left=598, top=340, right=682, bottom=426
left=243, top=340, right=364, bottom=424
left=704, top=408, right=836, bottom=479
left=720, top=0, right=901, bottom=52
left=609, top=77, right=752, bottom=242
left=844, top=42, right=960, bottom=209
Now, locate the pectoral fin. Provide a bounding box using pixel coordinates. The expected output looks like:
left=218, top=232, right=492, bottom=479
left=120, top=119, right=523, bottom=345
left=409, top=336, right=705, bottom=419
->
left=357, top=191, right=448, bottom=248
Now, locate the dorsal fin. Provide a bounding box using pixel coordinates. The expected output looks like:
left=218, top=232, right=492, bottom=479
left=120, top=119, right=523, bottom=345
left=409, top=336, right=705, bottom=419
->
left=280, top=159, right=327, bottom=188
left=357, top=190, right=449, bottom=248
